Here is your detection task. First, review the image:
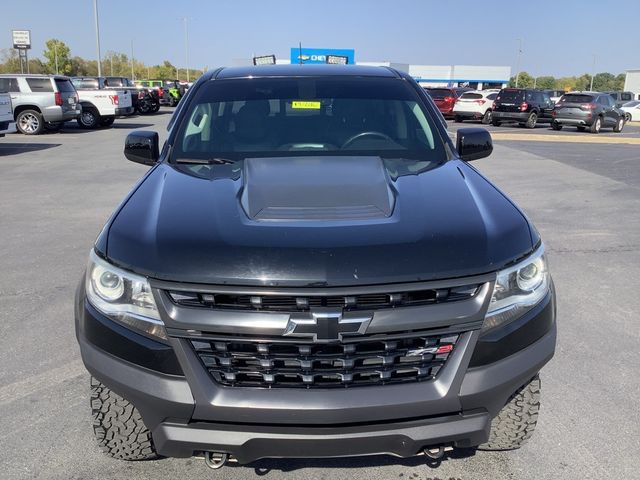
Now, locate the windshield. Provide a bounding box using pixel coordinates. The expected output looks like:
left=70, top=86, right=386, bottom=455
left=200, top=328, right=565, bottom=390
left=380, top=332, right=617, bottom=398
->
left=72, top=78, right=99, bottom=89
left=171, top=77, right=446, bottom=165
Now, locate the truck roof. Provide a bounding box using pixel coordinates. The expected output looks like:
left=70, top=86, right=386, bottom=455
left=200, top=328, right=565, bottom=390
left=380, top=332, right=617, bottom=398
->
left=213, top=64, right=400, bottom=80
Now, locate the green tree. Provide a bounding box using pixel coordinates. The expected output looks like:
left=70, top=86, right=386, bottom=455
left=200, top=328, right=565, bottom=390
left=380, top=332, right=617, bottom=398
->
left=509, top=71, right=534, bottom=88
left=592, top=72, right=616, bottom=91
left=614, top=73, right=626, bottom=91
left=43, top=39, right=72, bottom=75
left=535, top=76, right=555, bottom=89
left=0, top=49, right=21, bottom=73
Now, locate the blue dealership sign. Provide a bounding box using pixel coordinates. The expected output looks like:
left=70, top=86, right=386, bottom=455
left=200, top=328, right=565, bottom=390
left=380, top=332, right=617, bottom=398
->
left=290, top=47, right=355, bottom=65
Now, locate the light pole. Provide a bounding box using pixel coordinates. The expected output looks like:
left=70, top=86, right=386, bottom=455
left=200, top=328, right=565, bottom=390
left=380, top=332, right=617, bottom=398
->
left=93, top=0, right=102, bottom=77
left=589, top=54, right=596, bottom=91
left=182, top=17, right=190, bottom=82
left=130, top=40, right=135, bottom=80
left=110, top=55, right=113, bottom=76
left=54, top=41, right=59, bottom=74
left=515, top=38, right=523, bottom=88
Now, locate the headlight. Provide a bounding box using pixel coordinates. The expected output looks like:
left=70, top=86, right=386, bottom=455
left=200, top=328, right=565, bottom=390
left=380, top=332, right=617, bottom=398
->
left=482, top=245, right=550, bottom=333
left=85, top=250, right=167, bottom=341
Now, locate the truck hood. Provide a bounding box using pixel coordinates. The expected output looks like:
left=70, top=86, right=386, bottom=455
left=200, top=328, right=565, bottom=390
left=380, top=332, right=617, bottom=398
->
left=103, top=157, right=534, bottom=286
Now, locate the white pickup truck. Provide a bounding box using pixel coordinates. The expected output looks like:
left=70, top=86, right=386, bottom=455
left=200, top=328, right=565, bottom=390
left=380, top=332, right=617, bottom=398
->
left=71, top=77, right=134, bottom=129
left=0, top=91, right=17, bottom=137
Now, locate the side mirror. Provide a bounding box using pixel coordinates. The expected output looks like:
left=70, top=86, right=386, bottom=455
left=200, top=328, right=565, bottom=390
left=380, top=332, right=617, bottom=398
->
left=456, top=128, right=493, bottom=161
left=124, top=131, right=159, bottom=165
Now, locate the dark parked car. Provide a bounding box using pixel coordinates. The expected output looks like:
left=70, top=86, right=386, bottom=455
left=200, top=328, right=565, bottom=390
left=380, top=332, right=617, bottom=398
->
left=603, top=91, right=636, bottom=107
left=492, top=88, right=554, bottom=128
left=552, top=92, right=625, bottom=133
left=425, top=87, right=472, bottom=117
left=75, top=65, right=556, bottom=470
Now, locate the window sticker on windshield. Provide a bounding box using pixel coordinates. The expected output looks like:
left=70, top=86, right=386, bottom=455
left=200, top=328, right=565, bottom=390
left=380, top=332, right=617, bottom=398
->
left=291, top=100, right=321, bottom=110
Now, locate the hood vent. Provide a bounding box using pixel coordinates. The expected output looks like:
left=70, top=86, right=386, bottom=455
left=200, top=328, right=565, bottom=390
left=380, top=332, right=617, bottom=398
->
left=240, top=156, right=395, bottom=221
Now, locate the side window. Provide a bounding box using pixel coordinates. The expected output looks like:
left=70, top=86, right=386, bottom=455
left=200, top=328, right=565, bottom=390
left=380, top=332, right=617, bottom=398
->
left=525, top=91, right=534, bottom=102
left=487, top=93, right=497, bottom=101
left=542, top=92, right=551, bottom=104
left=621, top=93, right=631, bottom=101
left=25, top=78, right=54, bottom=92
left=0, top=77, right=20, bottom=92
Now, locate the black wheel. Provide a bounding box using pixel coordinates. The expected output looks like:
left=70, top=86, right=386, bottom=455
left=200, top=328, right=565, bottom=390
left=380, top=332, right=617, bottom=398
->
left=624, top=113, right=632, bottom=122
left=78, top=107, right=101, bottom=129
left=100, top=116, right=115, bottom=127
left=454, top=115, right=463, bottom=123
left=525, top=112, right=538, bottom=129
left=16, top=109, right=44, bottom=135
left=151, top=103, right=160, bottom=113
left=478, top=375, right=541, bottom=451
left=491, top=119, right=502, bottom=127
left=589, top=116, right=602, bottom=134
left=136, top=101, right=151, bottom=115
left=577, top=126, right=586, bottom=132
left=90, top=377, right=157, bottom=460
left=481, top=110, right=492, bottom=125
left=613, top=116, right=624, bottom=133
left=44, top=121, right=63, bottom=132
left=551, top=121, right=562, bottom=131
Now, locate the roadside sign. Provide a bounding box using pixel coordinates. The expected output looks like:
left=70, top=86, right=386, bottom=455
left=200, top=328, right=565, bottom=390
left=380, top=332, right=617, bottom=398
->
left=253, top=55, right=276, bottom=66
left=12, top=30, right=31, bottom=49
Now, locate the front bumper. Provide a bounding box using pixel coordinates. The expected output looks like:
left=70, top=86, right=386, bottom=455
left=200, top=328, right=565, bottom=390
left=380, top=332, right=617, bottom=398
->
left=75, top=279, right=556, bottom=463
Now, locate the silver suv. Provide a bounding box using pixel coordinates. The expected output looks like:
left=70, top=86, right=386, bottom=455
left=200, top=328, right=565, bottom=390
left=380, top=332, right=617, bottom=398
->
left=0, top=75, right=81, bottom=135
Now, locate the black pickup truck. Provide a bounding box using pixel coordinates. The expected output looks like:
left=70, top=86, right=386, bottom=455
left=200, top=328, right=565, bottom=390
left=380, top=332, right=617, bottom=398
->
left=75, top=65, right=556, bottom=470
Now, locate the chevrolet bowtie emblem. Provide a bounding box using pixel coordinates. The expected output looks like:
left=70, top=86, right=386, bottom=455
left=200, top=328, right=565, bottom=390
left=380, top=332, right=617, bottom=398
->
left=283, top=308, right=373, bottom=343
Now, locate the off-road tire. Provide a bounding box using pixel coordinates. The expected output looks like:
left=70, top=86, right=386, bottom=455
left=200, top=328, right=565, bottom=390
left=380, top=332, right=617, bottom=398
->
left=525, top=112, right=538, bottom=129
left=90, top=377, right=157, bottom=460
left=478, top=375, right=541, bottom=451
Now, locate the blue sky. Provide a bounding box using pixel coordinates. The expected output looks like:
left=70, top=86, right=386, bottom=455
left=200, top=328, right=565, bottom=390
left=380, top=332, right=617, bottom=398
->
left=3, top=0, right=638, bottom=76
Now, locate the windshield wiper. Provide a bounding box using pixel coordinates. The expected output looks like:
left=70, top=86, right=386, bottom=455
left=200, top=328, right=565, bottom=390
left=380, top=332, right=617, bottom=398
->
left=175, top=157, right=236, bottom=165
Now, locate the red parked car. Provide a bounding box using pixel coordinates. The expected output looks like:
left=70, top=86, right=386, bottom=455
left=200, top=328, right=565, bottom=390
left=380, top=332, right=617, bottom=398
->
left=425, top=87, right=473, bottom=118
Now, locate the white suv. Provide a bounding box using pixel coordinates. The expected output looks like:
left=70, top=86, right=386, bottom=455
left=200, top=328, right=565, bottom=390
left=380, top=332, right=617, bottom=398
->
left=453, top=90, right=499, bottom=124
left=0, top=75, right=81, bottom=135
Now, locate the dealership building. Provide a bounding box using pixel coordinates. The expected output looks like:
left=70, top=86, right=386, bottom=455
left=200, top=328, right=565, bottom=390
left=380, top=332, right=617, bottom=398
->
left=237, top=47, right=511, bottom=90
left=623, top=69, right=640, bottom=99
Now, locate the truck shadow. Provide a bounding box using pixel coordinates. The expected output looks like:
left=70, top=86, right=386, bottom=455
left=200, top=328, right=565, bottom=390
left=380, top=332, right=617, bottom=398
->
left=226, top=448, right=477, bottom=474
left=0, top=142, right=61, bottom=156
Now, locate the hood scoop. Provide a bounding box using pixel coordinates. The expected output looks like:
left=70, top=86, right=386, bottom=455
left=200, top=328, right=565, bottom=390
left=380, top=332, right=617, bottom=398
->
left=240, top=156, right=395, bottom=221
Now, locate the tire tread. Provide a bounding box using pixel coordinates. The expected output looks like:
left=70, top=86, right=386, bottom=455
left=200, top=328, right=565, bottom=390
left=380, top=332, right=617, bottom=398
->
left=90, top=377, right=157, bottom=461
left=478, top=375, right=541, bottom=451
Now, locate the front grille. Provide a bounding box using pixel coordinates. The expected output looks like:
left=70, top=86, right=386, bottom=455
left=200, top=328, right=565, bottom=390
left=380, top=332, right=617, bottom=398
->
left=191, top=333, right=459, bottom=389
left=169, top=284, right=480, bottom=312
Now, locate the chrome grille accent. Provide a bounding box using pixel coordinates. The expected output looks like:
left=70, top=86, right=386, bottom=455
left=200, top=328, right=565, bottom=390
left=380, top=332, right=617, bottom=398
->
left=191, top=333, right=459, bottom=388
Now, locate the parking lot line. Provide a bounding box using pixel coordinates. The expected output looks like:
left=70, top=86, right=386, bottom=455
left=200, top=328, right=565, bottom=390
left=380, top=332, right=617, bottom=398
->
left=490, top=133, right=640, bottom=145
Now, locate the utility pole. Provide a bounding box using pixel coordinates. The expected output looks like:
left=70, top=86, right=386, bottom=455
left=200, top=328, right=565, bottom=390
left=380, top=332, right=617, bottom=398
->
left=182, top=17, right=190, bottom=82
left=130, top=40, right=135, bottom=80
left=110, top=55, right=113, bottom=76
left=589, top=54, right=596, bottom=91
left=54, top=41, right=59, bottom=74
left=93, top=0, right=102, bottom=77
left=514, top=38, right=523, bottom=88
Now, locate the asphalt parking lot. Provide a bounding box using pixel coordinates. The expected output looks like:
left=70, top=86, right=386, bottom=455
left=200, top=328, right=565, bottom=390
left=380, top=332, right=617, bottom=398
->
left=1, top=111, right=639, bottom=480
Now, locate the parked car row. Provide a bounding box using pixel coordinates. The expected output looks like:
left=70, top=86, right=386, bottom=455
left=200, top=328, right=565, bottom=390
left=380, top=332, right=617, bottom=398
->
left=0, top=73, right=177, bottom=136
left=427, top=86, right=630, bottom=134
